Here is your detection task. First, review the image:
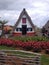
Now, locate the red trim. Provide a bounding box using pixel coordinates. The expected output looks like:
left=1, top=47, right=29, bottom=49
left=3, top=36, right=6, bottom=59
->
left=13, top=32, right=36, bottom=36
left=13, top=32, right=22, bottom=36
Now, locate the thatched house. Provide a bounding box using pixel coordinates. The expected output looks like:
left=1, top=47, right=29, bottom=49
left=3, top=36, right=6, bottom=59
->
left=43, top=20, right=49, bottom=32
left=42, top=20, right=49, bottom=37
left=13, top=8, right=36, bottom=36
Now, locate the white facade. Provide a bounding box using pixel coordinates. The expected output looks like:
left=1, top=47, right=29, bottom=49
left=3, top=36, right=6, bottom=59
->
left=14, top=14, right=34, bottom=33
left=17, top=15, right=32, bottom=28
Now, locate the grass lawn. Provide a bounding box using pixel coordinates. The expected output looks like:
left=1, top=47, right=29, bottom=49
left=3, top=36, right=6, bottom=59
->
left=41, top=54, right=49, bottom=65
left=0, top=45, right=49, bottom=65
left=0, top=45, right=16, bottom=50
left=4, top=51, right=36, bottom=58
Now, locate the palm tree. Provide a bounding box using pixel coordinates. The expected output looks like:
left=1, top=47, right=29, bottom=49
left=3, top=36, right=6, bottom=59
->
left=0, top=20, right=8, bottom=37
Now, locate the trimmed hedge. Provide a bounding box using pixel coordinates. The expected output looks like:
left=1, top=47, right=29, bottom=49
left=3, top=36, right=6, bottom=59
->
left=10, top=36, right=49, bottom=42
left=0, top=38, right=49, bottom=53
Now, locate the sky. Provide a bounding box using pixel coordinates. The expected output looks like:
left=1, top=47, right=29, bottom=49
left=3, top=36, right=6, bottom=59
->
left=0, top=0, right=49, bottom=28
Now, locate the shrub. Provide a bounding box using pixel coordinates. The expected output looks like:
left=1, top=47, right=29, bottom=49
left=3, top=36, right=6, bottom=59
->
left=0, top=38, right=49, bottom=52
left=33, top=41, right=42, bottom=52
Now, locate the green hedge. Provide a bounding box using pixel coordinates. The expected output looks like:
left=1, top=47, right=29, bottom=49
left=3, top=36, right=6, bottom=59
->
left=10, top=36, right=49, bottom=42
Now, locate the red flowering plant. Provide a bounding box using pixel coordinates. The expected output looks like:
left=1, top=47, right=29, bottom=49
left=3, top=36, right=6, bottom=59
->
left=32, top=41, right=42, bottom=52
left=45, top=42, right=49, bottom=54
left=15, top=40, right=23, bottom=47
left=46, top=42, right=49, bottom=49
left=6, top=39, right=14, bottom=46
left=22, top=41, right=33, bottom=50
left=0, top=38, right=14, bottom=46
left=0, top=38, right=7, bottom=45
left=41, top=41, right=49, bottom=50
left=40, top=41, right=47, bottom=49
left=0, top=38, right=49, bottom=53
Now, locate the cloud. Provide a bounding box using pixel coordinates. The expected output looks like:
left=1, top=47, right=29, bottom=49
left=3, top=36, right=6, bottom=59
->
left=0, top=10, right=20, bottom=25
left=0, top=0, right=49, bottom=28
left=0, top=0, right=31, bottom=10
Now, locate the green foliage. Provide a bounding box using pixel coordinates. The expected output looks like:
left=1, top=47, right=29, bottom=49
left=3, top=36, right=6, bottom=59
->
left=0, top=45, right=15, bottom=50
left=41, top=55, right=49, bottom=65
left=0, top=20, right=8, bottom=36
left=10, top=36, right=49, bottom=42
left=0, top=20, right=8, bottom=25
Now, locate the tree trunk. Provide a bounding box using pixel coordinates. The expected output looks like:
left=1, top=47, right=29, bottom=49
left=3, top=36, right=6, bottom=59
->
left=1, top=24, right=4, bottom=37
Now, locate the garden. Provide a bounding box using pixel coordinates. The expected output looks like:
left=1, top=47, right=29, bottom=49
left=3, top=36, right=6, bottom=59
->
left=0, top=36, right=49, bottom=65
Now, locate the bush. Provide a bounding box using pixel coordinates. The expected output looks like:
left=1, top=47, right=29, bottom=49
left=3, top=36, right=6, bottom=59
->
left=0, top=38, right=49, bottom=52
left=11, top=36, right=49, bottom=41
left=32, top=41, right=42, bottom=52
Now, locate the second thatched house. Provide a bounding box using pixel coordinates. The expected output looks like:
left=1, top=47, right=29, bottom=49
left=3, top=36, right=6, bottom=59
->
left=42, top=20, right=49, bottom=37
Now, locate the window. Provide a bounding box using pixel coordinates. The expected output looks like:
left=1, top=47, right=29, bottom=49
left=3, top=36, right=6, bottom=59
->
left=16, top=28, right=22, bottom=31
left=22, top=18, right=26, bottom=23
left=27, top=28, right=32, bottom=31
left=29, top=28, right=31, bottom=31
left=18, top=28, right=20, bottom=31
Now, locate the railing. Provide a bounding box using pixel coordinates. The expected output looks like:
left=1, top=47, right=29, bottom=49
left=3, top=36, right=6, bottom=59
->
left=0, top=50, right=41, bottom=65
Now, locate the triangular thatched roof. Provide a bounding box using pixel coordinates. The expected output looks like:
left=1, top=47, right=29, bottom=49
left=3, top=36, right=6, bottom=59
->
left=13, top=8, right=35, bottom=30
left=43, top=20, right=49, bottom=28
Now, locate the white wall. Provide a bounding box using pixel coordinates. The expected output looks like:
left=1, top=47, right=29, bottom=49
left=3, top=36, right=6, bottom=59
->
left=17, top=15, right=32, bottom=28
left=14, top=15, right=34, bottom=32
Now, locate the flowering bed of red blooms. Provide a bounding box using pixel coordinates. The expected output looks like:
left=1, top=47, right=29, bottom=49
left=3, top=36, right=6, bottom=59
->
left=0, top=38, right=49, bottom=53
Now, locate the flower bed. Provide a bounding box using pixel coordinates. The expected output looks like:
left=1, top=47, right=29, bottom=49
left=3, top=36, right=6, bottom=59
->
left=0, top=38, right=49, bottom=53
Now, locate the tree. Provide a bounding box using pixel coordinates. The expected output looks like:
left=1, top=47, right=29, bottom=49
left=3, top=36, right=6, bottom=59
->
left=0, top=20, right=8, bottom=37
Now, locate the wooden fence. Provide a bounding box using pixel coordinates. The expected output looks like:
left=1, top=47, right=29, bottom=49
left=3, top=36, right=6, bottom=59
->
left=0, top=50, right=41, bottom=65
